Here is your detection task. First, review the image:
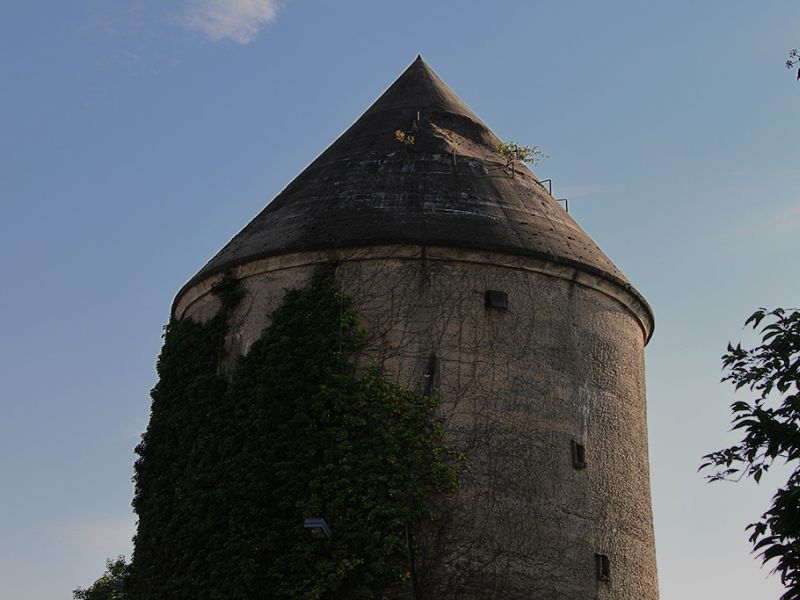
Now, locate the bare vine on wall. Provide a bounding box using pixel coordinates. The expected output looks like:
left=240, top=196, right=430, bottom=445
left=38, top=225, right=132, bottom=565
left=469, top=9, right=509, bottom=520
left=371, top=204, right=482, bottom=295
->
left=336, top=256, right=590, bottom=597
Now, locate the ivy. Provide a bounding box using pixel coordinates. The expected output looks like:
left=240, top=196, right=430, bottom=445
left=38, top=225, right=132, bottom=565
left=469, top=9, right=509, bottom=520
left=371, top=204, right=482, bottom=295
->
left=125, top=261, right=456, bottom=599
left=129, top=314, right=229, bottom=598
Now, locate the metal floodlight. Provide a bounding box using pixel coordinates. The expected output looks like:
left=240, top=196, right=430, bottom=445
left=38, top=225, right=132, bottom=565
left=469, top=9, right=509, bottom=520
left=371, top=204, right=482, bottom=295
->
left=304, top=517, right=333, bottom=541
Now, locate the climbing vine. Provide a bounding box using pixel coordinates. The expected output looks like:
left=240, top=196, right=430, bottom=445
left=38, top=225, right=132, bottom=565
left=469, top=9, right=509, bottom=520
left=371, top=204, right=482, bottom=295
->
left=116, top=260, right=456, bottom=599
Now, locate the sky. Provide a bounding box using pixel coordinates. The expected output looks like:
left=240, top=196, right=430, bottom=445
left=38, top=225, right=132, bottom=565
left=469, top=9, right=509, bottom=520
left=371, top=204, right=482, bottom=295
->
left=1, top=1, right=798, bottom=598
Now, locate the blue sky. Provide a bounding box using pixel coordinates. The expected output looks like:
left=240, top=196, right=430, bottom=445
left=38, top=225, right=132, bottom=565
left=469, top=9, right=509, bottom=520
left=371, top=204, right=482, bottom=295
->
left=1, top=1, right=798, bottom=598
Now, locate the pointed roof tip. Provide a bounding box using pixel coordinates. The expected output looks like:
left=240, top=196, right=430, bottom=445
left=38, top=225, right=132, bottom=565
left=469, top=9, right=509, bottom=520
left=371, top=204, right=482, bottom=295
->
left=410, top=54, right=426, bottom=69
left=361, top=53, right=478, bottom=123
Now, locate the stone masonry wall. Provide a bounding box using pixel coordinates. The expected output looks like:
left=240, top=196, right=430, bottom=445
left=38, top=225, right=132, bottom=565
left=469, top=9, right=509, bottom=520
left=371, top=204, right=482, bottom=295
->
left=174, top=245, right=658, bottom=600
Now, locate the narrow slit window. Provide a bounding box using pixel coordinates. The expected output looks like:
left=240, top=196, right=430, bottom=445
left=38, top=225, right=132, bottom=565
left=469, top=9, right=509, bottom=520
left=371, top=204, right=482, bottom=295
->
left=595, top=554, right=611, bottom=582
left=572, top=440, right=587, bottom=469
left=484, top=290, right=508, bottom=309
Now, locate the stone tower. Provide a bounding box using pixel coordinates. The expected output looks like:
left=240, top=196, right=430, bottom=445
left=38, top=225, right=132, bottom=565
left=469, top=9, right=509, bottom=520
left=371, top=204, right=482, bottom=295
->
left=173, top=57, right=658, bottom=599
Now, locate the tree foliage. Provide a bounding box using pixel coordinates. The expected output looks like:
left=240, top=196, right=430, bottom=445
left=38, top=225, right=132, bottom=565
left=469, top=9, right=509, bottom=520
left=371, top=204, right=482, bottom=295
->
left=123, top=261, right=456, bottom=599
left=701, top=308, right=800, bottom=600
left=495, top=141, right=547, bottom=176
left=786, top=49, right=800, bottom=80
left=73, top=557, right=129, bottom=600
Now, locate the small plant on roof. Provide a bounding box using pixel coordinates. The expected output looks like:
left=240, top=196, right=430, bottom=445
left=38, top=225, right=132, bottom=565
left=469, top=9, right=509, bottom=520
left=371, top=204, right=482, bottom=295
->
left=395, top=129, right=416, bottom=147
left=496, top=141, right=547, bottom=177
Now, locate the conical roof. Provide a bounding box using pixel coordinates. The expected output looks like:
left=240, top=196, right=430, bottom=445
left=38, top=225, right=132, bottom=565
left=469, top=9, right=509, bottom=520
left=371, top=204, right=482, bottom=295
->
left=180, top=56, right=647, bottom=313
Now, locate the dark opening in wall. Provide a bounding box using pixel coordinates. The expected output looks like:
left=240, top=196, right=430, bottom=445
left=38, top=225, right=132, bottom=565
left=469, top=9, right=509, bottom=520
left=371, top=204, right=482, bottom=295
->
left=484, top=290, right=508, bottom=309
left=423, top=353, right=437, bottom=397
left=595, top=554, right=611, bottom=582
left=571, top=439, right=587, bottom=469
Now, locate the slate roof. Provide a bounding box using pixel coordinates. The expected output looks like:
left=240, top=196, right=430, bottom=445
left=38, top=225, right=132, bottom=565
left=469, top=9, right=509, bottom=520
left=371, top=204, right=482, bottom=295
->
left=180, top=56, right=649, bottom=316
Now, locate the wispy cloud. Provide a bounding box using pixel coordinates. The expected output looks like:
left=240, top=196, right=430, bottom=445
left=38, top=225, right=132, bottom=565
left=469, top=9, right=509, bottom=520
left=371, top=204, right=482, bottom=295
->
left=720, top=202, right=800, bottom=243
left=767, top=203, right=800, bottom=231
left=60, top=517, right=136, bottom=552
left=180, top=0, right=282, bottom=44
left=121, top=421, right=146, bottom=441
left=557, top=183, right=614, bottom=199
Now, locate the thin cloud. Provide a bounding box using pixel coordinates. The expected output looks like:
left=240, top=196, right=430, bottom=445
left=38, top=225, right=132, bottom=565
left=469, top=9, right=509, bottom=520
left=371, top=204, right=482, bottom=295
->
left=767, top=203, right=800, bottom=230
left=557, top=183, right=614, bottom=199
left=180, top=0, right=282, bottom=44
left=721, top=202, right=800, bottom=242
left=60, top=516, right=136, bottom=552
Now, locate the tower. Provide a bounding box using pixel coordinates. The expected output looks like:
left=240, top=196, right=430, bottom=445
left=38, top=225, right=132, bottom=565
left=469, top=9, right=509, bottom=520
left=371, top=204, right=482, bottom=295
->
left=170, top=57, right=658, bottom=599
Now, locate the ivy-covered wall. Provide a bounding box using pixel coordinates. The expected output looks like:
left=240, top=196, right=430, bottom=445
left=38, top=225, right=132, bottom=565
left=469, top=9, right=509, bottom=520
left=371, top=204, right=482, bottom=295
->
left=171, top=249, right=657, bottom=599
left=128, top=261, right=456, bottom=599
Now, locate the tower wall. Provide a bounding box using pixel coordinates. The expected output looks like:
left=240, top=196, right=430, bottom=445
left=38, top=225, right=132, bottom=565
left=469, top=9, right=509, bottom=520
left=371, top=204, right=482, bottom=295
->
left=175, top=245, right=658, bottom=600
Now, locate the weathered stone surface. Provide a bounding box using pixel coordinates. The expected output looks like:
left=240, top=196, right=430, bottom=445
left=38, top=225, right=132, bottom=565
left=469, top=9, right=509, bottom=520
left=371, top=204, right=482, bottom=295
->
left=175, top=247, right=658, bottom=599
left=171, top=57, right=659, bottom=598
